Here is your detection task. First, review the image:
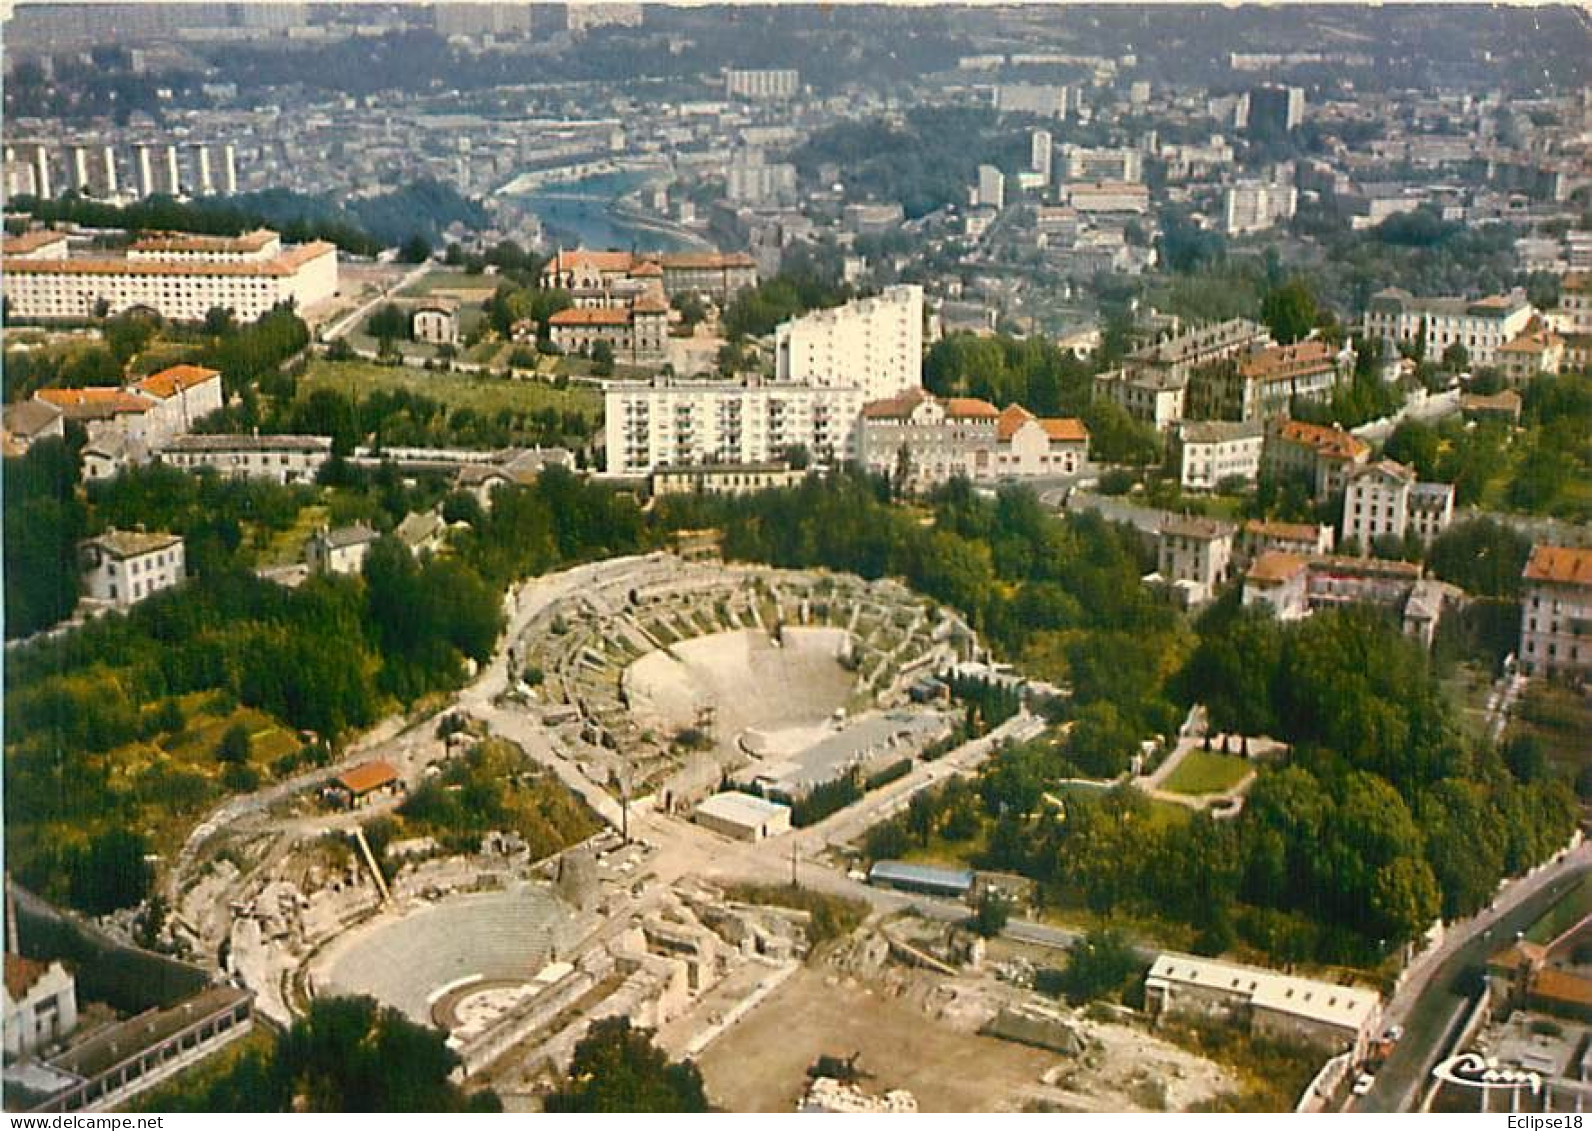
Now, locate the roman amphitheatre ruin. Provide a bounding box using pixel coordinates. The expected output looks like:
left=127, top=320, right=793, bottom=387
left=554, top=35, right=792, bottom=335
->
left=514, top=553, right=981, bottom=808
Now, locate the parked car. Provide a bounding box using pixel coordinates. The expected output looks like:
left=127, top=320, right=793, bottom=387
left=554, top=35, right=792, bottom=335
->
left=1383, top=1024, right=1405, bottom=1043
left=1353, top=1073, right=1376, bottom=1097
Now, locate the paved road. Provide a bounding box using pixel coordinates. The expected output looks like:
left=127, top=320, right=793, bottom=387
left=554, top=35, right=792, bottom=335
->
left=1354, top=845, right=1590, bottom=1113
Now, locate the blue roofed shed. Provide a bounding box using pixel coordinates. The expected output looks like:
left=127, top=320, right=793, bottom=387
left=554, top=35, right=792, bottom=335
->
left=867, top=860, right=975, bottom=900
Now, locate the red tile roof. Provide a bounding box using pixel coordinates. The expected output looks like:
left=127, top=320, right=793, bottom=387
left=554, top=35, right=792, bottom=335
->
left=862, top=389, right=933, bottom=419
left=36, top=388, right=154, bottom=416
left=4, top=953, right=50, bottom=999
left=1523, top=545, right=1592, bottom=587
left=4, top=241, right=334, bottom=277
left=1039, top=417, right=1089, bottom=442
left=549, top=307, right=632, bottom=327
left=943, top=397, right=1000, bottom=419
left=136, top=364, right=221, bottom=399
left=996, top=404, right=1036, bottom=441
left=1274, top=419, right=1370, bottom=462
left=2, top=229, right=68, bottom=255
left=335, top=760, right=400, bottom=796
left=543, top=249, right=635, bottom=274
left=1247, top=550, right=1309, bottom=585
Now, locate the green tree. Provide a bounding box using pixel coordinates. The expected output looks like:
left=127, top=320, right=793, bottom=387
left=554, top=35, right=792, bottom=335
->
left=1057, top=929, right=1140, bottom=1004
left=544, top=1016, right=708, bottom=1112
left=217, top=721, right=252, bottom=765
left=4, top=439, right=87, bottom=638
left=1260, top=278, right=1319, bottom=344
left=970, top=889, right=1012, bottom=938
left=366, top=303, right=410, bottom=341
left=398, top=233, right=432, bottom=264
left=68, top=828, right=154, bottom=916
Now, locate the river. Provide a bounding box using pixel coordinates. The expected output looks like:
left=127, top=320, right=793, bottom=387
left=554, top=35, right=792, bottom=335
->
left=507, top=170, right=705, bottom=253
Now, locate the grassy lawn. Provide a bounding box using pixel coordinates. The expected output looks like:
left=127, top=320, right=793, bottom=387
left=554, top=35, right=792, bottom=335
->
left=902, top=827, right=990, bottom=871
left=1526, top=873, right=1592, bottom=945
left=252, top=504, right=330, bottom=568
left=299, top=358, right=602, bottom=422
left=1509, top=680, right=1592, bottom=784
left=1162, top=751, right=1251, bottom=796
left=396, top=268, right=499, bottom=300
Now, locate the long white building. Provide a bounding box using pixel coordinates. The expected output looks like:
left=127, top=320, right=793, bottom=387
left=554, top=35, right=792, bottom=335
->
left=2, top=227, right=337, bottom=322
left=605, top=377, right=866, bottom=476
left=1362, top=288, right=1535, bottom=367
left=774, top=285, right=923, bottom=404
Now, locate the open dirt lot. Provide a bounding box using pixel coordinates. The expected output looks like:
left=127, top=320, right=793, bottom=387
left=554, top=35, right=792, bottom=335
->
left=695, top=966, right=1058, bottom=1112
left=624, top=629, right=853, bottom=750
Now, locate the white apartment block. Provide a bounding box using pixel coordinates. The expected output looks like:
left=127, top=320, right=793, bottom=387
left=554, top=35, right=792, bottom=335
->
left=1341, top=460, right=1455, bottom=549
left=1362, top=288, right=1535, bottom=367
left=80, top=529, right=185, bottom=609
left=977, top=165, right=1006, bottom=209
left=606, top=378, right=866, bottom=477
left=1224, top=181, right=1297, bottom=235
left=1062, top=181, right=1150, bottom=214
left=1519, top=545, right=1591, bottom=680
left=1030, top=129, right=1053, bottom=183
left=2, top=228, right=337, bottom=323
left=159, top=433, right=332, bottom=484
left=994, top=84, right=1070, bottom=118
left=724, top=68, right=800, bottom=100
left=1175, top=419, right=1265, bottom=490
left=774, top=285, right=923, bottom=404
left=1157, top=517, right=1236, bottom=607
left=1062, top=145, right=1143, bottom=183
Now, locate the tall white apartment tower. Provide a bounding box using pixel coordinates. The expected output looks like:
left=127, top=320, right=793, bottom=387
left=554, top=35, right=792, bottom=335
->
left=1030, top=129, right=1053, bottom=184
left=137, top=144, right=156, bottom=197
left=977, top=165, right=1006, bottom=209
left=196, top=145, right=213, bottom=195
left=222, top=144, right=238, bottom=195
left=71, top=146, right=91, bottom=192
left=164, top=145, right=181, bottom=195
left=101, top=146, right=118, bottom=195
left=33, top=145, right=51, bottom=200
left=774, top=284, right=924, bottom=403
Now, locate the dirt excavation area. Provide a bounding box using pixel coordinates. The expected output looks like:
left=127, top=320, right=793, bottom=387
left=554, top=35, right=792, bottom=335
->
left=694, top=961, right=1237, bottom=1113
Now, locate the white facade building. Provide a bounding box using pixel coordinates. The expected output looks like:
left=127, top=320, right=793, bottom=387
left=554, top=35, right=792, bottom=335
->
left=1224, top=181, right=1297, bottom=235
left=774, top=284, right=923, bottom=404
left=1157, top=517, right=1237, bottom=607
left=3, top=229, right=337, bottom=322
left=159, top=434, right=332, bottom=484
left=1062, top=146, right=1143, bottom=183
left=977, top=165, right=1006, bottom=209
left=80, top=529, right=185, bottom=609
left=1030, top=129, right=1053, bottom=183
left=4, top=956, right=78, bottom=1060
left=1519, top=545, right=1591, bottom=680
left=1175, top=419, right=1265, bottom=490
left=724, top=68, right=799, bottom=101
left=606, top=378, right=866, bottom=477
left=1342, top=460, right=1454, bottom=550
left=1362, top=288, right=1535, bottom=368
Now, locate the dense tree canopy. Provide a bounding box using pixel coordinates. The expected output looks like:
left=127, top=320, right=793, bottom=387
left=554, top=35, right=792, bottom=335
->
left=544, top=1017, right=708, bottom=1113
